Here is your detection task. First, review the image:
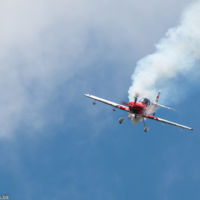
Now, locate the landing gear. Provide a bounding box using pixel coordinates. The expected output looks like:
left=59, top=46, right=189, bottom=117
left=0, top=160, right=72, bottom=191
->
left=118, top=118, right=124, bottom=124
left=143, top=119, right=149, bottom=132
left=144, top=126, right=149, bottom=132
left=93, top=102, right=96, bottom=105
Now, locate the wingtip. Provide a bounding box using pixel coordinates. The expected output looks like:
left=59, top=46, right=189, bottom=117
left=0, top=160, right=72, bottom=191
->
left=84, top=93, right=91, bottom=97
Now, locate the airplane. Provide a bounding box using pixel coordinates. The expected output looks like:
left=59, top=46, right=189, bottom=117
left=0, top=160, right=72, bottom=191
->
left=84, top=92, right=194, bottom=132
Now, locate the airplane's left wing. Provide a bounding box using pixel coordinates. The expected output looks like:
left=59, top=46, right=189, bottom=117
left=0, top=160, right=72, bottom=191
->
left=144, top=114, right=194, bottom=131
left=84, top=94, right=129, bottom=112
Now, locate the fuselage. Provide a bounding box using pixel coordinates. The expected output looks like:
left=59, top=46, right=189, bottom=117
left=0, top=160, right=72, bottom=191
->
left=128, top=102, right=146, bottom=115
left=128, top=98, right=153, bottom=125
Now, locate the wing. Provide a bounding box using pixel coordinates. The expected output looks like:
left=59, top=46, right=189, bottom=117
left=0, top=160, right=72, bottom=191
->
left=84, top=94, right=129, bottom=112
left=144, top=114, right=193, bottom=131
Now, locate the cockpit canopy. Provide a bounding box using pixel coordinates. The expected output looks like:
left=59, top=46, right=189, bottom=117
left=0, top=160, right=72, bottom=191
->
left=141, top=98, right=151, bottom=105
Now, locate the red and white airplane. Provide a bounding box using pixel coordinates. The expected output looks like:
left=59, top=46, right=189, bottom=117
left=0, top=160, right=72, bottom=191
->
left=84, top=92, right=193, bottom=132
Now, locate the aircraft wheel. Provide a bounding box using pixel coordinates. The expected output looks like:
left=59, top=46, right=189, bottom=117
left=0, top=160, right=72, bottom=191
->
left=119, top=118, right=124, bottom=124
left=144, top=126, right=149, bottom=132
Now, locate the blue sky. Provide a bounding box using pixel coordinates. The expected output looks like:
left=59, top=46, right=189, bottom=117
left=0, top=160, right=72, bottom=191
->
left=0, top=0, right=200, bottom=199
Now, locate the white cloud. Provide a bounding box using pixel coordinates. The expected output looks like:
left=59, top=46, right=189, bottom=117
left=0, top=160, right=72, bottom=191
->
left=0, top=0, right=192, bottom=137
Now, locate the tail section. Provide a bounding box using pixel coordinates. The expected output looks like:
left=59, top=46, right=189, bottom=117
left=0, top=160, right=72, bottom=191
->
left=147, top=92, right=160, bottom=115
left=153, top=91, right=175, bottom=111
left=155, top=91, right=160, bottom=103
left=149, top=91, right=175, bottom=115
left=152, top=92, right=160, bottom=115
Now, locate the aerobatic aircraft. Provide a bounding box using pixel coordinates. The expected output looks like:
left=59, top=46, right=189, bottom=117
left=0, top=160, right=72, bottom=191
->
left=84, top=92, right=193, bottom=132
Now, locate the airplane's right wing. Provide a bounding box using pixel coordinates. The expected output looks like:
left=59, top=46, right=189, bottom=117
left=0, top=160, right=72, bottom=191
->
left=84, top=94, right=129, bottom=112
left=144, top=114, right=194, bottom=131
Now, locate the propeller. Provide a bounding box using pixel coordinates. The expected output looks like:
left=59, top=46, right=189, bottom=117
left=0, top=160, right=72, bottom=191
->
left=121, top=101, right=129, bottom=106
left=134, top=93, right=139, bottom=104
left=121, top=93, right=140, bottom=106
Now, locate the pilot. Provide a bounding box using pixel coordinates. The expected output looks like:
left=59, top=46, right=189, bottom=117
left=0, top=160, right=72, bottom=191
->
left=143, top=98, right=150, bottom=105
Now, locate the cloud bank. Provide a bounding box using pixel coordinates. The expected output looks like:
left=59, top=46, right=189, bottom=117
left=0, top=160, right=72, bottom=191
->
left=0, top=0, right=191, bottom=137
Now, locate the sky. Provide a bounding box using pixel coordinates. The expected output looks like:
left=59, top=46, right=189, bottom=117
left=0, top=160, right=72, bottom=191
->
left=0, top=0, right=200, bottom=199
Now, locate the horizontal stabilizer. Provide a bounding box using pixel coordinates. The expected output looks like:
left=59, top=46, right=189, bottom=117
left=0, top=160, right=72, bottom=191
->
left=153, top=103, right=175, bottom=111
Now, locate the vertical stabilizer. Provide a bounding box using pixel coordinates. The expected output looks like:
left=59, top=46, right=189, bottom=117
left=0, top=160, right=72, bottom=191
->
left=155, top=91, right=161, bottom=103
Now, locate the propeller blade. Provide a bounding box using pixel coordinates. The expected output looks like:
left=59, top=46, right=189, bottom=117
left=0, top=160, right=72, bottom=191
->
left=134, top=93, right=140, bottom=104
left=134, top=97, right=137, bottom=104
left=121, top=101, right=129, bottom=106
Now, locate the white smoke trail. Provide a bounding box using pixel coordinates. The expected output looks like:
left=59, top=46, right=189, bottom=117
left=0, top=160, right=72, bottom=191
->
left=129, top=0, right=200, bottom=102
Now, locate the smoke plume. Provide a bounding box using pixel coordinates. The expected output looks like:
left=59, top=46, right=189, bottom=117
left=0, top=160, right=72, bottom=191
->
left=129, top=0, right=200, bottom=102
left=0, top=0, right=192, bottom=137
